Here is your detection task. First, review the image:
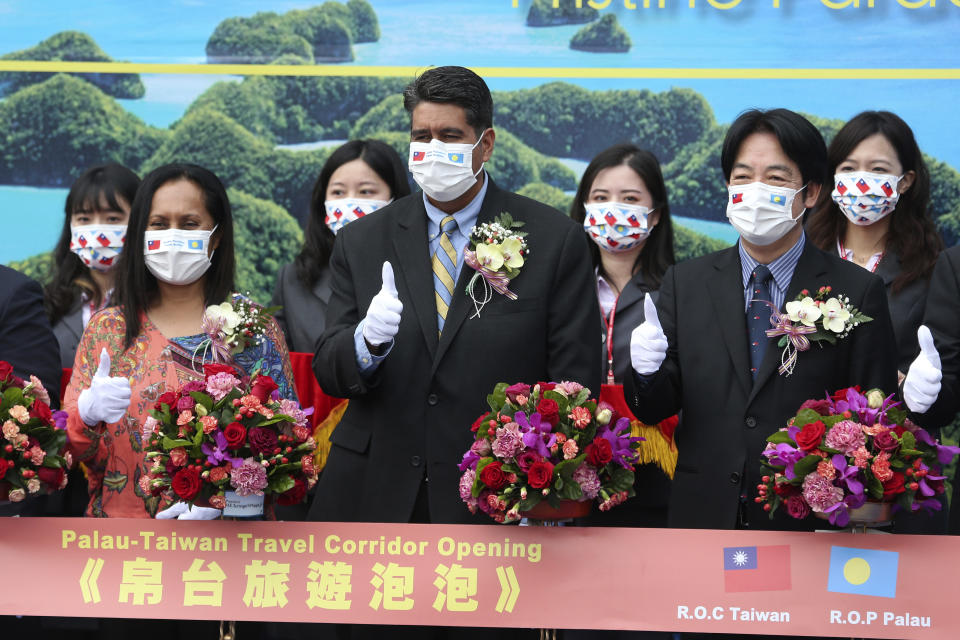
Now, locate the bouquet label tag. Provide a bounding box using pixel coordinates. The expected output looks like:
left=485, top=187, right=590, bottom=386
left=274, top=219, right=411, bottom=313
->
left=223, top=491, right=264, bottom=517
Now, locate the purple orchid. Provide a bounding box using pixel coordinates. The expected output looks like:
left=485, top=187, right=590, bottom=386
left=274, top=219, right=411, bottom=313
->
left=515, top=411, right=556, bottom=459
left=458, top=449, right=481, bottom=472
left=764, top=442, right=805, bottom=480
left=912, top=427, right=960, bottom=465
left=832, top=454, right=864, bottom=496
left=598, top=417, right=644, bottom=469
left=201, top=430, right=244, bottom=467
left=51, top=410, right=68, bottom=430
left=914, top=460, right=945, bottom=498
left=825, top=492, right=866, bottom=527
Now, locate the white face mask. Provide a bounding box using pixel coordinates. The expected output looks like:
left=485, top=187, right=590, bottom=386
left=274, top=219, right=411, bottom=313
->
left=726, top=182, right=806, bottom=246
left=324, top=198, right=391, bottom=235
left=143, top=226, right=217, bottom=285
left=582, top=202, right=651, bottom=253
left=832, top=171, right=902, bottom=226
left=70, top=223, right=126, bottom=272
left=408, top=130, right=486, bottom=202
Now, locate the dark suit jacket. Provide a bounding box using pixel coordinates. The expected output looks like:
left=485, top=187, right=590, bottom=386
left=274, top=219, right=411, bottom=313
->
left=271, top=262, right=333, bottom=354
left=876, top=250, right=929, bottom=374
left=625, top=241, right=897, bottom=530
left=920, top=245, right=960, bottom=431
left=52, top=297, right=84, bottom=369
left=308, top=178, right=601, bottom=524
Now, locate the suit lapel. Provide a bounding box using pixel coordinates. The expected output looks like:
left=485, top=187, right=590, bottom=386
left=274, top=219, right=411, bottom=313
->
left=391, top=197, right=439, bottom=359
left=431, top=181, right=506, bottom=373
left=617, top=272, right=647, bottom=316
left=65, top=305, right=84, bottom=342
left=311, top=267, right=333, bottom=305
left=707, top=247, right=752, bottom=398
left=748, top=242, right=831, bottom=405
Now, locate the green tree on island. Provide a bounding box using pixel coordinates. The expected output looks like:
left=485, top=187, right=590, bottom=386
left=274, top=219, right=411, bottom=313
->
left=570, top=14, right=631, bottom=53
left=527, top=0, right=598, bottom=27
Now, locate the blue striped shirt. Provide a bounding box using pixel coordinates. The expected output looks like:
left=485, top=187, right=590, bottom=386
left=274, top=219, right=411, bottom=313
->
left=739, top=232, right=805, bottom=312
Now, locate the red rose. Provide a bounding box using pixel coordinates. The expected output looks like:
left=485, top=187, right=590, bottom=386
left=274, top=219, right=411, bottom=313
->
left=176, top=395, right=195, bottom=412
left=37, top=465, right=65, bottom=489
left=480, top=461, right=508, bottom=490
left=585, top=437, right=613, bottom=467
left=795, top=421, right=826, bottom=451
left=536, top=382, right=556, bottom=391
left=251, top=375, right=279, bottom=403
left=773, top=482, right=799, bottom=498
left=203, top=363, right=236, bottom=379
left=798, top=398, right=832, bottom=415
left=248, top=427, right=278, bottom=454
left=471, top=412, right=490, bottom=433
left=831, top=386, right=861, bottom=402
left=516, top=451, right=541, bottom=471
left=882, top=472, right=906, bottom=499
left=172, top=467, right=201, bottom=501
left=277, top=476, right=307, bottom=505
left=156, top=392, right=177, bottom=410
left=223, top=422, right=247, bottom=449
left=892, top=424, right=906, bottom=437
left=536, top=398, right=560, bottom=426
left=0, top=361, right=12, bottom=382
left=505, top=383, right=531, bottom=404
left=527, top=460, right=555, bottom=489
left=873, top=429, right=900, bottom=453
left=29, top=399, right=53, bottom=424
left=0, top=459, right=12, bottom=480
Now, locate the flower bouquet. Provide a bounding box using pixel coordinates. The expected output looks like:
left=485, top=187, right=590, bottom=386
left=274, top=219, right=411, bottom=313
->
left=459, top=381, right=643, bottom=523
left=758, top=386, right=960, bottom=527
left=0, top=361, right=70, bottom=503
left=140, top=364, right=318, bottom=515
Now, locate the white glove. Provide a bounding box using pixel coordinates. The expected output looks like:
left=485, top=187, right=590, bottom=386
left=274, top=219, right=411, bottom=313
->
left=630, top=294, right=668, bottom=376
left=361, top=261, right=403, bottom=346
left=903, top=325, right=942, bottom=414
left=77, top=348, right=131, bottom=425
left=156, top=501, right=222, bottom=520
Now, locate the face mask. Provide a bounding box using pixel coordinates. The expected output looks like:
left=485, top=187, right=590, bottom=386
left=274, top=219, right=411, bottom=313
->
left=70, top=224, right=126, bottom=271
left=143, top=226, right=217, bottom=285
left=727, top=182, right=806, bottom=246
left=582, top=202, right=651, bottom=253
left=832, top=171, right=902, bottom=226
left=324, top=198, right=391, bottom=234
left=408, top=130, right=486, bottom=202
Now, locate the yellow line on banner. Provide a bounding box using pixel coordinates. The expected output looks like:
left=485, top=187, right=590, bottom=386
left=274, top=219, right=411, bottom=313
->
left=0, top=60, right=959, bottom=80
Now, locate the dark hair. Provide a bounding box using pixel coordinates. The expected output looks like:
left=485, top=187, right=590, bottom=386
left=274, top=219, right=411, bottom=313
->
left=721, top=108, right=829, bottom=188
left=45, top=163, right=141, bottom=326
left=402, top=66, right=493, bottom=136
left=115, top=163, right=236, bottom=348
left=569, top=144, right=675, bottom=290
left=295, top=139, right=411, bottom=288
left=807, top=111, right=941, bottom=292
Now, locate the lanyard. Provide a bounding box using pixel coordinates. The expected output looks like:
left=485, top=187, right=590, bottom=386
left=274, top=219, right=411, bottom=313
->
left=603, top=296, right=619, bottom=385
left=838, top=239, right=883, bottom=274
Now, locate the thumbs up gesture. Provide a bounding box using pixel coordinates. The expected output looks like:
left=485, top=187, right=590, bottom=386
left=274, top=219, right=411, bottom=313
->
left=362, top=261, right=403, bottom=347
left=630, top=293, right=669, bottom=376
left=77, top=348, right=132, bottom=426
left=903, top=325, right=943, bottom=414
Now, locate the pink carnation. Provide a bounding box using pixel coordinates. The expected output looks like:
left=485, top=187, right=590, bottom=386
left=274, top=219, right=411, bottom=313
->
left=230, top=458, right=268, bottom=496
left=491, top=423, right=523, bottom=459
left=824, top=420, right=866, bottom=455
left=26, top=478, right=41, bottom=494
left=29, top=445, right=45, bottom=465
left=568, top=406, right=592, bottom=429
left=471, top=438, right=492, bottom=457
left=208, top=493, right=226, bottom=510
left=8, top=488, right=25, bottom=502
left=138, top=475, right=153, bottom=494
left=205, top=372, right=241, bottom=401
left=279, top=399, right=309, bottom=428
left=572, top=464, right=601, bottom=500
left=562, top=439, right=579, bottom=460
left=301, top=455, right=316, bottom=476
left=871, top=451, right=893, bottom=482
left=852, top=446, right=872, bottom=469
left=459, top=469, right=476, bottom=502
left=292, top=425, right=310, bottom=442
left=200, top=415, right=219, bottom=434
left=816, top=459, right=836, bottom=480
left=9, top=405, right=29, bottom=424
left=169, top=447, right=187, bottom=467
left=801, top=473, right=844, bottom=513
left=3, top=420, right=20, bottom=441
left=176, top=410, right=194, bottom=426
left=141, top=416, right=159, bottom=440
left=26, top=376, right=51, bottom=405
left=555, top=381, right=584, bottom=396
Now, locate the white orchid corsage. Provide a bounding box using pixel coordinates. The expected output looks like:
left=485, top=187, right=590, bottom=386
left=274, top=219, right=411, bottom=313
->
left=765, top=285, right=872, bottom=376
left=199, top=296, right=278, bottom=362
left=463, top=213, right=528, bottom=318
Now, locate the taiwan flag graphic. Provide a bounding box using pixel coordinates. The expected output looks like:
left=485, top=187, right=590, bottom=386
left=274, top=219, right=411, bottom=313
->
left=827, top=546, right=898, bottom=598
left=856, top=177, right=870, bottom=193
left=731, top=193, right=743, bottom=204
left=837, top=181, right=848, bottom=195
left=881, top=181, right=894, bottom=197
left=96, top=232, right=112, bottom=247
left=412, top=151, right=425, bottom=161
left=353, top=206, right=366, bottom=217
left=722, top=545, right=791, bottom=592
left=147, top=240, right=161, bottom=251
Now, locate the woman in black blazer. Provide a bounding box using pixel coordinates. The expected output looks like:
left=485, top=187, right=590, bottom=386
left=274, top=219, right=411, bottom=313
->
left=807, top=111, right=942, bottom=376
left=45, top=164, right=141, bottom=368
left=271, top=139, right=410, bottom=354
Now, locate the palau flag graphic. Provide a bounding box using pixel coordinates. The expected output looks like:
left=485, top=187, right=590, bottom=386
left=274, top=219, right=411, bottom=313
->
left=448, top=153, right=463, bottom=163
left=827, top=546, right=898, bottom=598
left=187, top=239, right=203, bottom=250
left=769, top=194, right=786, bottom=205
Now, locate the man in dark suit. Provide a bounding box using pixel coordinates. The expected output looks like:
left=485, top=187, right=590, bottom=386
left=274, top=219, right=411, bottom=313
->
left=625, top=109, right=897, bottom=531
left=309, top=66, right=601, bottom=526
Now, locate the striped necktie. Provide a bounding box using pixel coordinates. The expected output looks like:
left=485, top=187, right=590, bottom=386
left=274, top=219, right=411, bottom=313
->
left=433, top=215, right=458, bottom=335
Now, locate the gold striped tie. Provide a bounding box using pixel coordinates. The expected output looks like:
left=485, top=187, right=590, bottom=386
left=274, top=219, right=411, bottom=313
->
left=433, top=215, right=458, bottom=335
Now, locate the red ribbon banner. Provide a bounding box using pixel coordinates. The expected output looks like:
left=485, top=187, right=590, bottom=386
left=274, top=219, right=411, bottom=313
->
left=0, top=518, right=955, bottom=637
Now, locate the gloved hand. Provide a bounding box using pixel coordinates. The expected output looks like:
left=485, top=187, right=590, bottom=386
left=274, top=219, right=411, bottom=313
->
left=361, top=261, right=403, bottom=347
left=156, top=501, right=222, bottom=520
left=903, top=325, right=942, bottom=414
left=77, top=348, right=131, bottom=426
left=630, top=294, right=668, bottom=376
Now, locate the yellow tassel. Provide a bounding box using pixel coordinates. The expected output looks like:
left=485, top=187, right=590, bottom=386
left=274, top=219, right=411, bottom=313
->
left=313, top=399, right=349, bottom=472
left=630, top=421, right=678, bottom=479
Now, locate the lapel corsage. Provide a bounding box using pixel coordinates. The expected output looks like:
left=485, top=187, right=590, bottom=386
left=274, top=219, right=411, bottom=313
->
left=463, top=213, right=528, bottom=318
left=199, top=295, right=279, bottom=363
left=766, top=286, right=873, bottom=377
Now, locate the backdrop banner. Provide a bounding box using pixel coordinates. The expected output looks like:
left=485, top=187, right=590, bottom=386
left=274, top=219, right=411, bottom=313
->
left=0, top=517, right=954, bottom=637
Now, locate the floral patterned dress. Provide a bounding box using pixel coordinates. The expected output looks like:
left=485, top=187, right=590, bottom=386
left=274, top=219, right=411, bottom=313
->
left=64, top=306, right=296, bottom=518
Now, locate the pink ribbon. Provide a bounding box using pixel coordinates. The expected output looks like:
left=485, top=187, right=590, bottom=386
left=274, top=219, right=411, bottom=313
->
left=764, top=307, right=817, bottom=376
left=463, top=249, right=518, bottom=301
left=200, top=314, right=232, bottom=363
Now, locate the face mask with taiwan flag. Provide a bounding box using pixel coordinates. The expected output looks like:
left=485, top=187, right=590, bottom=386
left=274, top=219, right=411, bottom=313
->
left=831, top=171, right=902, bottom=226
left=70, top=224, right=126, bottom=271
left=324, top=198, right=391, bottom=234
left=582, top=202, right=651, bottom=253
